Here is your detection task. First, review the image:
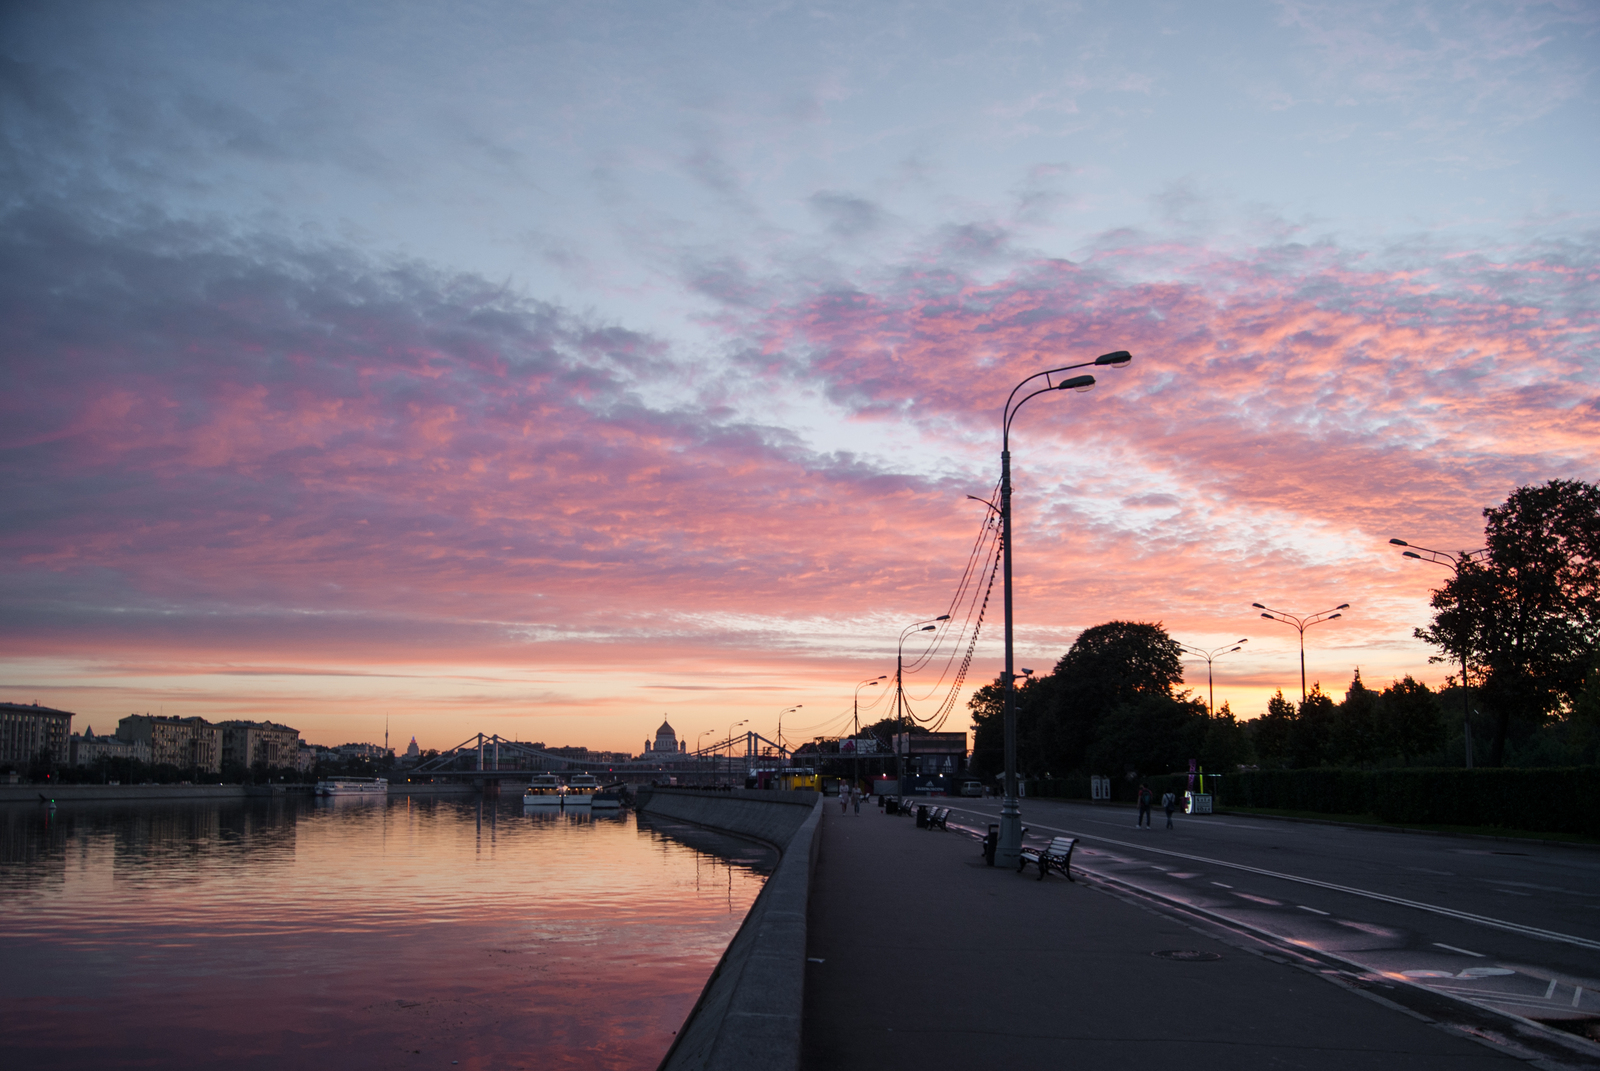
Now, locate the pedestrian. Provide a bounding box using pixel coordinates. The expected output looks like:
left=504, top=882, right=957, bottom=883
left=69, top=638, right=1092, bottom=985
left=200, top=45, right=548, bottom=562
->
left=1136, top=783, right=1153, bottom=828
left=839, top=782, right=848, bottom=813
left=1162, top=790, right=1176, bottom=829
left=851, top=786, right=861, bottom=815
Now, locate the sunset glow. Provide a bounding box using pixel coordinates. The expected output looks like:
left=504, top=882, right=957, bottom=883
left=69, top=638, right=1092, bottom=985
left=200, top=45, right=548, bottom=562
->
left=3, top=1, right=1596, bottom=751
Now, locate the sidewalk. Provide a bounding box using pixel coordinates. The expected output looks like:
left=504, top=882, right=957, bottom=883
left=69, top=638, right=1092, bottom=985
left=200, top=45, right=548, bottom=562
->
left=801, top=803, right=1517, bottom=1070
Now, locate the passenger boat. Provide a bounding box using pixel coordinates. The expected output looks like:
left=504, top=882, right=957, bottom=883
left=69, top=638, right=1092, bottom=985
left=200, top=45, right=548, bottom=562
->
left=563, top=772, right=598, bottom=807
left=591, top=786, right=622, bottom=810
left=523, top=773, right=565, bottom=807
left=315, top=777, right=388, bottom=797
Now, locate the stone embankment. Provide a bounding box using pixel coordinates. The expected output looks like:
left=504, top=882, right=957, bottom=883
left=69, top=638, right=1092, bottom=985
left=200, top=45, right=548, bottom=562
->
left=638, top=788, right=822, bottom=1071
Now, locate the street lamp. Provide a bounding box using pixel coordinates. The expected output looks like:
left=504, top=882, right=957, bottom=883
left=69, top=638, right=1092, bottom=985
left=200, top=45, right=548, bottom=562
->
left=852, top=676, right=885, bottom=794
left=697, top=729, right=714, bottom=784
left=1178, top=639, right=1248, bottom=717
left=1390, top=537, right=1485, bottom=769
left=896, top=615, right=950, bottom=796
left=1252, top=603, right=1348, bottom=702
left=725, top=719, right=747, bottom=784
left=995, top=348, right=1132, bottom=870
left=776, top=705, right=802, bottom=757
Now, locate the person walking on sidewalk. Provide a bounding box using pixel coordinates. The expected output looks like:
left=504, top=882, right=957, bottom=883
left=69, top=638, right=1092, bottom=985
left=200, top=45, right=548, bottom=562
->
left=851, top=786, right=861, bottom=815
left=839, top=782, right=849, bottom=813
left=1136, top=783, right=1153, bottom=828
left=1162, top=790, right=1176, bottom=829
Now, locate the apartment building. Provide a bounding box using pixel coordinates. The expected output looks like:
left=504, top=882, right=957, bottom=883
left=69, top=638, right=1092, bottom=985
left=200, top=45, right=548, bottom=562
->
left=0, top=702, right=73, bottom=765
left=217, top=721, right=303, bottom=770
left=116, top=715, right=221, bottom=774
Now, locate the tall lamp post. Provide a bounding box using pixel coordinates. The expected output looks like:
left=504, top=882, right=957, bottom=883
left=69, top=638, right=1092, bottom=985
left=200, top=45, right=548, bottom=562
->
left=1390, top=538, right=1485, bottom=769
left=725, top=719, right=747, bottom=784
left=852, top=676, right=885, bottom=794
left=697, top=729, right=713, bottom=785
left=1178, top=639, right=1248, bottom=717
left=1252, top=603, right=1348, bottom=701
left=896, top=615, right=949, bottom=796
left=776, top=705, right=802, bottom=758
left=995, top=349, right=1133, bottom=870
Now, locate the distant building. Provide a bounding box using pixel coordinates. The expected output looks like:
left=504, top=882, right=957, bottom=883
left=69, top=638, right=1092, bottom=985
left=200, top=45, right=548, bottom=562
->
left=640, top=719, right=686, bottom=760
left=70, top=725, right=151, bottom=766
left=334, top=742, right=392, bottom=761
left=405, top=736, right=420, bottom=759
left=217, top=721, right=302, bottom=770
left=1, top=702, right=74, bottom=765
left=117, top=715, right=221, bottom=774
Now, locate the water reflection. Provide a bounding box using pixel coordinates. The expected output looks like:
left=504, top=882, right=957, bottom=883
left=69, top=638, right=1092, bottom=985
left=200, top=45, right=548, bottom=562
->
left=0, top=796, right=771, bottom=1070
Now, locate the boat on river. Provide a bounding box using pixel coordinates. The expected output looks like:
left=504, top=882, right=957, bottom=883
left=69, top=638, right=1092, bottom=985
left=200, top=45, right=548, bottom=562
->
left=563, top=773, right=598, bottom=807
left=315, top=777, right=388, bottom=797
left=591, top=785, right=622, bottom=810
left=523, top=773, right=565, bottom=807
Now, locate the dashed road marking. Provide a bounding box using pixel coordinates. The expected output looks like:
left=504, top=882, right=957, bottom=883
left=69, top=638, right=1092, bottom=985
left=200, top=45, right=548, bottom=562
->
left=1433, top=942, right=1485, bottom=957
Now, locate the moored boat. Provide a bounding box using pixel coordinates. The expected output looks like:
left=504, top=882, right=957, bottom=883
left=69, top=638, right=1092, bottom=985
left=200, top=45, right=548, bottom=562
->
left=523, top=773, right=564, bottom=807
left=591, top=786, right=622, bottom=809
left=563, top=772, right=598, bottom=807
left=316, top=777, right=388, bottom=797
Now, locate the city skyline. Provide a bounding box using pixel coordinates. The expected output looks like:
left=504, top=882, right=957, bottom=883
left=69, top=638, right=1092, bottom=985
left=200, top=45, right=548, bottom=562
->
left=2, top=1, right=1596, bottom=751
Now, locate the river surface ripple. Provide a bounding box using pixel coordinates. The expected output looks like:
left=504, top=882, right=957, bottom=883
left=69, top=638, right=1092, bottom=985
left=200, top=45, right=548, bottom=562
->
left=0, top=795, right=772, bottom=1070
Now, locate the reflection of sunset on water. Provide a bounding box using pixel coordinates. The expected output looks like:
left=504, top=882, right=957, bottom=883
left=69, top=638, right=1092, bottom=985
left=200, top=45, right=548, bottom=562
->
left=0, top=798, right=769, bottom=1070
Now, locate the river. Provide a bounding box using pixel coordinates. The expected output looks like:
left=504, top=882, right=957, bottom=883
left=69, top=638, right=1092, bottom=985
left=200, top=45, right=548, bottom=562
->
left=0, top=794, right=772, bottom=1070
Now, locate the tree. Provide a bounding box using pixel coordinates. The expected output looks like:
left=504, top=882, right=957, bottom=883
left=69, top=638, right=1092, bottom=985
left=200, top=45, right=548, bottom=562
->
left=1199, top=701, right=1254, bottom=773
left=1045, top=621, right=1186, bottom=773
left=1289, top=683, right=1337, bottom=768
left=1382, top=675, right=1443, bottom=765
left=1251, top=690, right=1296, bottom=768
left=1086, top=692, right=1207, bottom=778
left=1417, top=479, right=1600, bottom=765
left=1330, top=669, right=1382, bottom=766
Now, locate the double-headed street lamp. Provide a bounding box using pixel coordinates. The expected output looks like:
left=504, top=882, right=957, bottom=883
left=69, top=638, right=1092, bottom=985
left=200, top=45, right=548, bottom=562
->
left=994, top=349, right=1132, bottom=870
left=697, top=729, right=714, bottom=783
left=1178, top=639, right=1248, bottom=717
left=1252, top=603, right=1348, bottom=702
left=896, top=616, right=949, bottom=795
left=1390, top=537, right=1485, bottom=769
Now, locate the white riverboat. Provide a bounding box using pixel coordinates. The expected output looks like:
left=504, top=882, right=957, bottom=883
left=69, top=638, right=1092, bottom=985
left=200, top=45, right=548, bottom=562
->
left=523, top=773, right=565, bottom=807
left=562, top=773, right=598, bottom=807
left=315, top=777, right=388, bottom=797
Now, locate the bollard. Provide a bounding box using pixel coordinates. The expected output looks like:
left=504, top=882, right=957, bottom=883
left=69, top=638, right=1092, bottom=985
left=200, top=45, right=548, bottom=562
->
left=916, top=804, right=929, bottom=828
left=983, top=823, right=998, bottom=866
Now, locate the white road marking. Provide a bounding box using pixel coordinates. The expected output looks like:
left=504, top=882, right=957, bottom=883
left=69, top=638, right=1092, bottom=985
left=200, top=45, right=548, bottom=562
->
left=1575, top=986, right=1585, bottom=1009
left=1297, top=905, right=1330, bottom=915
left=1211, top=881, right=1232, bottom=888
left=1432, top=942, right=1485, bottom=957
left=948, top=805, right=1600, bottom=952
left=1545, top=979, right=1558, bottom=999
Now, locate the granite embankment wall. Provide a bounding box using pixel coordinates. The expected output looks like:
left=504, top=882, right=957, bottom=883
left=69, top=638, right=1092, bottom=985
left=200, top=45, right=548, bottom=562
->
left=638, top=788, right=822, bottom=1071
left=0, top=781, right=476, bottom=804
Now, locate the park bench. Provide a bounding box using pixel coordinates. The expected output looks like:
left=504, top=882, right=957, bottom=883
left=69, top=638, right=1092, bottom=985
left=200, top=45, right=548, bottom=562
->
left=1018, top=835, right=1077, bottom=881
left=926, top=807, right=950, bottom=830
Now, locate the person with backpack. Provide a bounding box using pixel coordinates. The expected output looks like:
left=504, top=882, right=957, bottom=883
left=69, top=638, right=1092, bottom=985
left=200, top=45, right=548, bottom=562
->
left=1136, top=783, right=1153, bottom=828
left=1162, top=790, right=1177, bottom=829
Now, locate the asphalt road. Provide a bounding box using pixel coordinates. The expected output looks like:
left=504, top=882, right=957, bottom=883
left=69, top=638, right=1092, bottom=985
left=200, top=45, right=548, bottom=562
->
left=937, top=796, right=1600, bottom=1038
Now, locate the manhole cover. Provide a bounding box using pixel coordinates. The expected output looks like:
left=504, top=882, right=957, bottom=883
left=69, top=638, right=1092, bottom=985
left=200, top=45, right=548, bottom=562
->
left=1152, top=950, right=1220, bottom=961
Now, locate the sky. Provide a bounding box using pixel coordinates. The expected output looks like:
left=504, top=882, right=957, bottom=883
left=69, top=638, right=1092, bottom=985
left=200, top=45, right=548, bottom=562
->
left=2, top=0, right=1597, bottom=754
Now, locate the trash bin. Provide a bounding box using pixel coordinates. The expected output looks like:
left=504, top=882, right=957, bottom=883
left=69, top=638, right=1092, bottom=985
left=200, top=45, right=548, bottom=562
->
left=916, top=804, right=929, bottom=828
left=983, top=823, right=998, bottom=866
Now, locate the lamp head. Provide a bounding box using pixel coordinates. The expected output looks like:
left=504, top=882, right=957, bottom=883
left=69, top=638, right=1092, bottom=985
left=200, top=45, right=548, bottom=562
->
left=1095, top=350, right=1133, bottom=366
left=1260, top=613, right=1273, bottom=620
left=1237, top=638, right=1249, bottom=644
left=920, top=625, right=935, bottom=632
left=1059, top=374, right=1095, bottom=392
left=1328, top=613, right=1342, bottom=620
left=1403, top=551, right=1421, bottom=559
left=1251, top=603, right=1266, bottom=610
left=1335, top=603, right=1350, bottom=610
left=935, top=614, right=950, bottom=621
left=1389, top=538, right=1409, bottom=547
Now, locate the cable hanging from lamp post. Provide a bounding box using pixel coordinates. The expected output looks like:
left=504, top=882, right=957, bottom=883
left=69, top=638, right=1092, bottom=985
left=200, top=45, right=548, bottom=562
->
left=993, top=349, right=1132, bottom=871
left=1389, top=537, right=1485, bottom=769
left=1251, top=602, right=1348, bottom=702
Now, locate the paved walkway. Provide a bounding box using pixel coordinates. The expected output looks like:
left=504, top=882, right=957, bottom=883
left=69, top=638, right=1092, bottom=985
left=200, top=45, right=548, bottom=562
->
left=801, top=802, right=1519, bottom=1070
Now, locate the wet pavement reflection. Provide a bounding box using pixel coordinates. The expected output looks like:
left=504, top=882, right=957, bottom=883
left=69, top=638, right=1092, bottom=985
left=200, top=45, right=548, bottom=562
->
left=0, top=796, right=771, bottom=1070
